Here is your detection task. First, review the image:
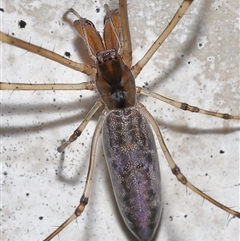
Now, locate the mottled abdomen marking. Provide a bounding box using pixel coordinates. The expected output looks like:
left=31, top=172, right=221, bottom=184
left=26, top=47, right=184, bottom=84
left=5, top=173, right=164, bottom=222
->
left=102, top=107, right=162, bottom=241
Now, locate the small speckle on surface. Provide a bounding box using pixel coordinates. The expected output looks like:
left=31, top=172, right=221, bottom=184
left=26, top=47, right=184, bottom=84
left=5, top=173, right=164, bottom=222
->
left=18, top=20, right=26, bottom=28
left=64, top=51, right=71, bottom=58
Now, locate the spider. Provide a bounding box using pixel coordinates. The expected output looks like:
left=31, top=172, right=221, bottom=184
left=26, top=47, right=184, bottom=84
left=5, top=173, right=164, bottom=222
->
left=1, top=0, right=239, bottom=240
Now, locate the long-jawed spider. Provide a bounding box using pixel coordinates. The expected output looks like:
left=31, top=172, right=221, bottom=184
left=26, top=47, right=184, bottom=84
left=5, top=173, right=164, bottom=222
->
left=1, top=0, right=239, bottom=240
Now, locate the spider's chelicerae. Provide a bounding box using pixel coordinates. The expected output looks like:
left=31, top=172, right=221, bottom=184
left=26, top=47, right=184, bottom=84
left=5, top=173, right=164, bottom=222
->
left=2, top=0, right=239, bottom=241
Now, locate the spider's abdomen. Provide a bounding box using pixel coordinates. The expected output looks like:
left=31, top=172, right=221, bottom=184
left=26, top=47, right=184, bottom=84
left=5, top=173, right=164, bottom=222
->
left=102, top=106, right=162, bottom=241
